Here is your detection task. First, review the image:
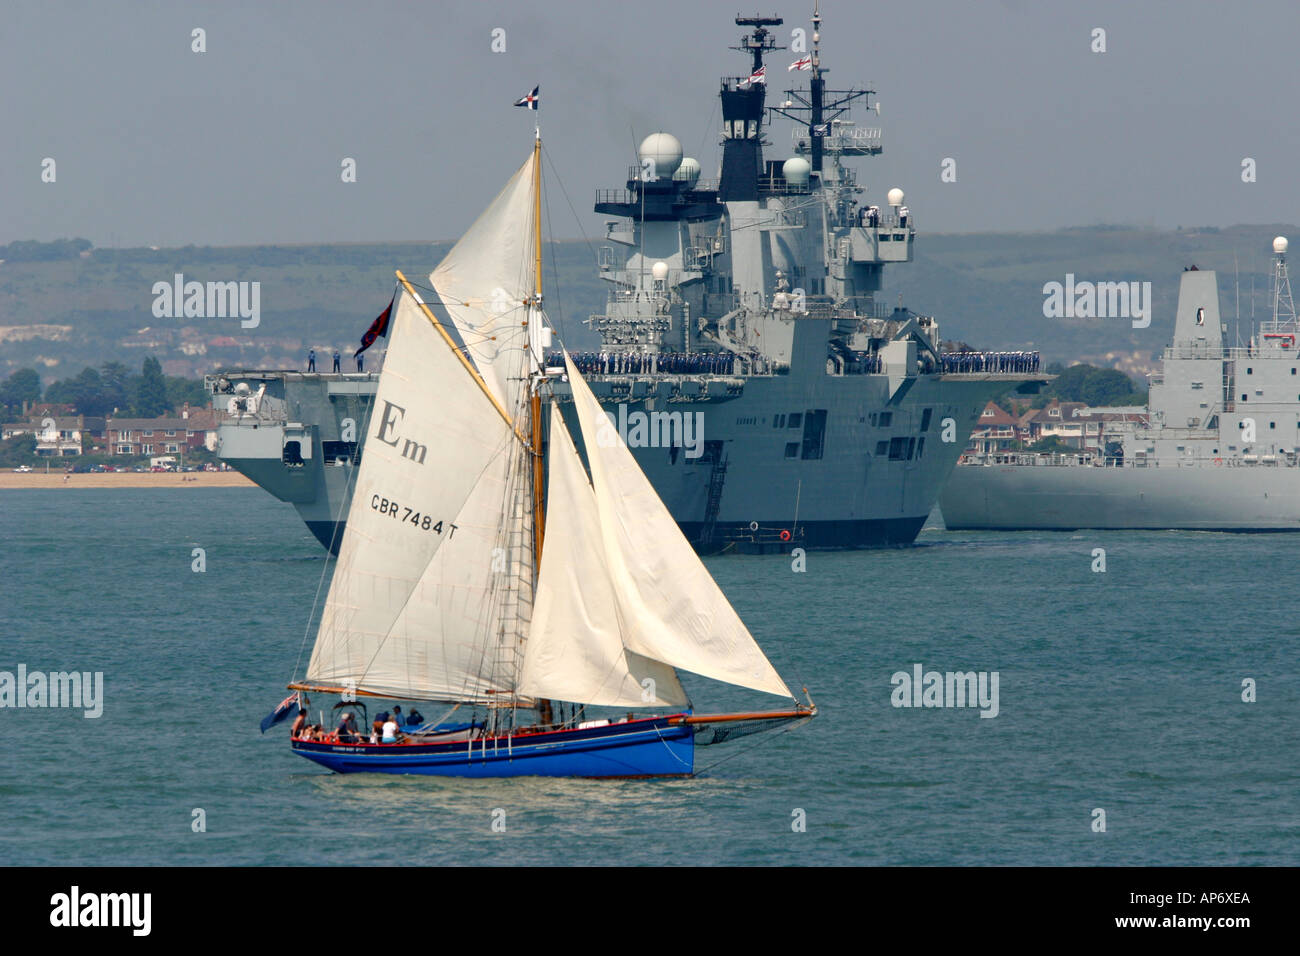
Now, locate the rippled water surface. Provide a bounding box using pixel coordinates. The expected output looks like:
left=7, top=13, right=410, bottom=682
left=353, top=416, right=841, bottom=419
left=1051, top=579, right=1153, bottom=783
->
left=2, top=489, right=1296, bottom=865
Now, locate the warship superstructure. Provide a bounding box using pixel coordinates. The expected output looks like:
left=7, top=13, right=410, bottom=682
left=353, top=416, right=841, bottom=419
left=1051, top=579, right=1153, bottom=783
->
left=941, top=238, right=1300, bottom=531
left=211, top=9, right=1045, bottom=553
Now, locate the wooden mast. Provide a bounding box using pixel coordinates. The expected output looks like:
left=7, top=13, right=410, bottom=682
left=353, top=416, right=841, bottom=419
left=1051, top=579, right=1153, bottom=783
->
left=530, top=130, right=546, bottom=568
left=529, top=128, right=553, bottom=726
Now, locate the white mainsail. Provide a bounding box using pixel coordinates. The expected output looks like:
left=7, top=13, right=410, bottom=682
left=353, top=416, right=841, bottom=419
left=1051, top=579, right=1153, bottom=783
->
left=562, top=353, right=795, bottom=700
left=429, top=153, right=538, bottom=412
left=520, top=406, right=687, bottom=707
left=305, top=288, right=532, bottom=702
left=305, top=139, right=794, bottom=712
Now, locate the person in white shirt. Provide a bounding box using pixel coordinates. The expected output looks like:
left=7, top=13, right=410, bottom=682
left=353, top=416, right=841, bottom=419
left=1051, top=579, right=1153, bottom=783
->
left=382, top=719, right=401, bottom=743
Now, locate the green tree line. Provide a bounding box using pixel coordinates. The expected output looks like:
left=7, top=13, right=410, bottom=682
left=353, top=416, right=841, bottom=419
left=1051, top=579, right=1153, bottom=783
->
left=0, top=358, right=208, bottom=419
left=991, top=362, right=1148, bottom=413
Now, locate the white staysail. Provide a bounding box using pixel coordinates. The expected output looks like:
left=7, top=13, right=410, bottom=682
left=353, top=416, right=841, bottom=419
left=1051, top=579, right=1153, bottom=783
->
left=305, top=289, right=532, bottom=702
left=430, top=153, right=538, bottom=412
left=563, top=353, right=795, bottom=699
left=520, top=406, right=687, bottom=707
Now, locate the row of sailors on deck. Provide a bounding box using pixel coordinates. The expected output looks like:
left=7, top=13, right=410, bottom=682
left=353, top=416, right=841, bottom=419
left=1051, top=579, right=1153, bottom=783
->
left=293, top=707, right=424, bottom=744
left=857, top=205, right=909, bottom=228
left=849, top=350, right=1038, bottom=375
left=939, top=351, right=1040, bottom=374
left=548, top=351, right=738, bottom=376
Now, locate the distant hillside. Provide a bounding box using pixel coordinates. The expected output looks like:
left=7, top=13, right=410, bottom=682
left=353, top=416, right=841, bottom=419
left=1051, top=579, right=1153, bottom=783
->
left=0, top=224, right=1292, bottom=382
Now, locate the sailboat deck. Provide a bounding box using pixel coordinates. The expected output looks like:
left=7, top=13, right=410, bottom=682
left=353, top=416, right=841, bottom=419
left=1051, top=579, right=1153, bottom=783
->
left=291, top=713, right=698, bottom=778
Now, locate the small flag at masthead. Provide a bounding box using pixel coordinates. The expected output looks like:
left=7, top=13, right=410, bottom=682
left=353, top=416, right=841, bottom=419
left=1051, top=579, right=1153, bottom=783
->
left=514, top=85, right=539, bottom=110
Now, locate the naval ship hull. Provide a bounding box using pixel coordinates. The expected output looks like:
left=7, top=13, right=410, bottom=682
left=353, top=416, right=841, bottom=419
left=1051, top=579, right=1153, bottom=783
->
left=941, top=462, right=1300, bottom=531
left=559, top=373, right=1018, bottom=551
left=214, top=369, right=1027, bottom=552
left=942, top=258, right=1300, bottom=533
left=210, top=370, right=377, bottom=552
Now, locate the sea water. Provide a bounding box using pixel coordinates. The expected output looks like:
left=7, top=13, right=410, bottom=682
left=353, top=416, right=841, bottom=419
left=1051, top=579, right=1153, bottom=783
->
left=1, top=488, right=1296, bottom=865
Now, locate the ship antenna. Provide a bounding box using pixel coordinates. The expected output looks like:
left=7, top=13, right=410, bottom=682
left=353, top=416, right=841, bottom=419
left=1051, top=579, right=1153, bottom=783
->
left=810, top=3, right=825, bottom=172
left=733, top=13, right=784, bottom=74
left=1271, top=236, right=1296, bottom=329
left=1234, top=249, right=1241, bottom=348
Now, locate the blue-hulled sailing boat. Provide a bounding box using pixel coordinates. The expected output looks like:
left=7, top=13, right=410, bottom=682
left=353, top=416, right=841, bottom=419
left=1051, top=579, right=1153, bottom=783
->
left=282, top=130, right=814, bottom=777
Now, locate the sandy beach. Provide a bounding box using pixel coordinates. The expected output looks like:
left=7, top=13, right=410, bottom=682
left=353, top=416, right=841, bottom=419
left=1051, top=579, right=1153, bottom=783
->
left=0, top=471, right=255, bottom=489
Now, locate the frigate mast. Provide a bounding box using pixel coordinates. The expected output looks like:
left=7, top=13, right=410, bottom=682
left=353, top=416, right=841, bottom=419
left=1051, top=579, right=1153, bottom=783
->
left=1269, top=236, right=1297, bottom=331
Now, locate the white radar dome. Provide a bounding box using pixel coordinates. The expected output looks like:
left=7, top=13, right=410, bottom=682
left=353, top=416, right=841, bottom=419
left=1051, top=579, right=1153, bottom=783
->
left=652, top=261, right=669, bottom=281
left=783, top=157, right=811, bottom=186
left=638, top=132, right=683, bottom=180
left=1274, top=236, right=1288, bottom=254
left=887, top=187, right=905, bottom=207
left=674, top=156, right=701, bottom=186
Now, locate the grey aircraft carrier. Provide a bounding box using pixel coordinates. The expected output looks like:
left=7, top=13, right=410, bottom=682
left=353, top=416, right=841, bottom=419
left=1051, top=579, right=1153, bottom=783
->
left=941, top=238, right=1300, bottom=531
left=209, top=9, right=1045, bottom=553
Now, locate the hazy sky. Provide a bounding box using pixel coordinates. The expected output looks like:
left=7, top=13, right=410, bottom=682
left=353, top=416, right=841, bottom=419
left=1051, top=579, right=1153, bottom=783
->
left=3, top=0, right=1297, bottom=247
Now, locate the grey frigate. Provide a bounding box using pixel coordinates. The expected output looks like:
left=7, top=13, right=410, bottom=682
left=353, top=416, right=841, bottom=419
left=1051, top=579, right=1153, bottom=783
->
left=941, top=238, right=1300, bottom=531
left=209, top=8, right=1045, bottom=553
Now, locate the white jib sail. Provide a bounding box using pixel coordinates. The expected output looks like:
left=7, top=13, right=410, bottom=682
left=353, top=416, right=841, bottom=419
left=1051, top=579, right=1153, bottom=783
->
left=306, top=289, right=531, bottom=702
left=563, top=353, right=795, bottom=700
left=520, top=406, right=687, bottom=708
left=429, top=152, right=538, bottom=413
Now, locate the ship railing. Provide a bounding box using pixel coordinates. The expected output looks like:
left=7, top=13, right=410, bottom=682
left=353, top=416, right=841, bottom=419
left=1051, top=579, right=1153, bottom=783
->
left=718, top=525, right=807, bottom=548
left=757, top=177, right=813, bottom=197
left=609, top=166, right=721, bottom=190
left=801, top=301, right=884, bottom=321
left=693, top=291, right=895, bottom=322
left=938, top=351, right=1043, bottom=374
left=960, top=451, right=1300, bottom=468
left=623, top=165, right=680, bottom=184
left=1162, top=345, right=1300, bottom=360
left=596, top=188, right=637, bottom=205
left=686, top=237, right=727, bottom=270
left=791, top=126, right=883, bottom=152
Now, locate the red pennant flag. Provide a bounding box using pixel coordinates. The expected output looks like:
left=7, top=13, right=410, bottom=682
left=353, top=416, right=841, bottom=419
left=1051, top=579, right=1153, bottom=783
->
left=357, top=293, right=395, bottom=356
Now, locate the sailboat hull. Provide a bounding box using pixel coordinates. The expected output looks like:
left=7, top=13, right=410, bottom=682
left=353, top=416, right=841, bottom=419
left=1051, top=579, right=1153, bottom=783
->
left=291, top=715, right=695, bottom=777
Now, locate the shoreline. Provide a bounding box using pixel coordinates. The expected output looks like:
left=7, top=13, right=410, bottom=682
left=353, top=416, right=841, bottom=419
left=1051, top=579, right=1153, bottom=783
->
left=0, top=472, right=255, bottom=489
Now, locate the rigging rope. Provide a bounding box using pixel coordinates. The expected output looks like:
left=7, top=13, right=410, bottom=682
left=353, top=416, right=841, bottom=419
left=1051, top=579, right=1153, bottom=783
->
left=291, top=281, right=392, bottom=683
left=690, top=714, right=809, bottom=778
